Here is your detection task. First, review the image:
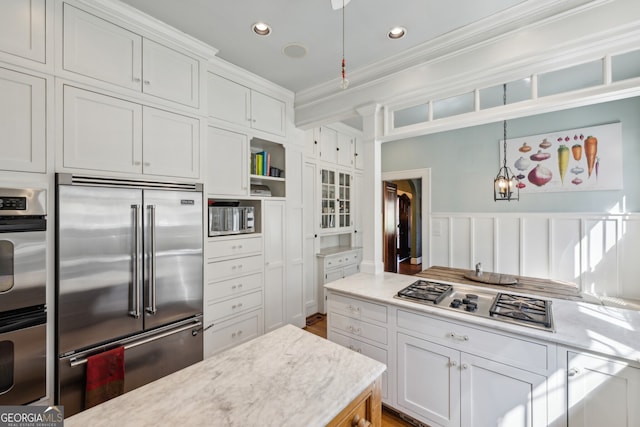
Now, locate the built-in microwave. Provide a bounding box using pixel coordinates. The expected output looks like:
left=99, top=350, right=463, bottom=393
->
left=208, top=206, right=255, bottom=236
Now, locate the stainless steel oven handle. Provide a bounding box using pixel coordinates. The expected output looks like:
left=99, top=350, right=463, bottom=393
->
left=130, top=204, right=141, bottom=319
left=68, top=320, right=203, bottom=367
left=146, top=204, right=157, bottom=315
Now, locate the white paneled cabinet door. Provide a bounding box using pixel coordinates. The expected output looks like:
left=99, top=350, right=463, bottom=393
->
left=567, top=351, right=640, bottom=427
left=207, top=73, right=250, bottom=127
left=397, top=333, right=460, bottom=427
left=206, top=127, right=248, bottom=196
left=264, top=200, right=285, bottom=332
left=142, top=39, right=199, bottom=107
left=337, top=132, right=353, bottom=167
left=251, top=90, right=285, bottom=136
left=303, top=162, right=318, bottom=316
left=0, top=68, right=46, bottom=173
left=142, top=107, right=199, bottom=178
left=63, top=3, right=142, bottom=91
left=354, top=137, right=364, bottom=170
left=318, top=126, right=338, bottom=164
left=460, top=353, right=547, bottom=427
left=352, top=172, right=363, bottom=247
left=0, top=0, right=46, bottom=63
left=285, top=148, right=304, bottom=327
left=63, top=86, right=142, bottom=174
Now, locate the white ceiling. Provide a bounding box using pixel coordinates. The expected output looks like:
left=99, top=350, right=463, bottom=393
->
left=118, top=0, right=526, bottom=94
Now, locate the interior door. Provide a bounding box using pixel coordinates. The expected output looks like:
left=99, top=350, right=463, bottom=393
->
left=143, top=190, right=203, bottom=330
left=57, top=185, right=143, bottom=354
left=383, top=181, right=398, bottom=272
left=398, top=193, right=411, bottom=259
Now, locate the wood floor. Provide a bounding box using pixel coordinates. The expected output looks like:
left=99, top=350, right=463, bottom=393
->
left=304, top=314, right=419, bottom=427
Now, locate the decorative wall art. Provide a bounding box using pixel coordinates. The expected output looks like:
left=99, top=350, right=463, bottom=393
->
left=502, top=122, right=623, bottom=193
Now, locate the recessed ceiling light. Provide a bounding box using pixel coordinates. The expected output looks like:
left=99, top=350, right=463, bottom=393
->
left=388, top=26, right=407, bottom=40
left=252, top=22, right=271, bottom=36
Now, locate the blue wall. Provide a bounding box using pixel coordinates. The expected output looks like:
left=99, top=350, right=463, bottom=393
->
left=382, top=97, right=640, bottom=213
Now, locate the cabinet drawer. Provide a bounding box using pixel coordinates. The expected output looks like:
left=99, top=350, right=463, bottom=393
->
left=397, top=309, right=549, bottom=373
left=331, top=312, right=387, bottom=345
left=204, top=309, right=262, bottom=358
left=207, top=255, right=263, bottom=282
left=207, top=237, right=262, bottom=260
left=206, top=272, right=262, bottom=302
left=324, top=253, right=350, bottom=269
left=329, top=293, right=387, bottom=324
left=330, top=331, right=388, bottom=400
left=208, top=290, right=262, bottom=322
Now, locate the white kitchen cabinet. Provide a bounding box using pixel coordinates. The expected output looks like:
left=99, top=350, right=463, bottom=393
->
left=142, top=107, right=199, bottom=178
left=206, top=127, right=249, bottom=196
left=317, top=248, right=361, bottom=313
left=263, top=200, right=285, bottom=332
left=62, top=3, right=199, bottom=107
left=565, top=350, right=640, bottom=427
left=284, top=148, right=304, bottom=328
left=353, top=137, right=364, bottom=170
left=319, top=168, right=352, bottom=232
left=208, top=73, right=285, bottom=136
left=304, top=128, right=320, bottom=159
left=303, top=162, right=319, bottom=316
left=0, top=0, right=46, bottom=64
left=337, top=132, right=354, bottom=167
left=318, top=126, right=338, bottom=164
left=63, top=85, right=143, bottom=174
left=327, top=293, right=389, bottom=401
left=63, top=85, right=199, bottom=179
left=352, top=172, right=364, bottom=247
left=396, top=310, right=550, bottom=427
left=0, top=67, right=46, bottom=173
left=204, top=235, right=265, bottom=357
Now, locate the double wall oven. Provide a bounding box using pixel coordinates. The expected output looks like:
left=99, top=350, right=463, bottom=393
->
left=0, top=188, right=47, bottom=405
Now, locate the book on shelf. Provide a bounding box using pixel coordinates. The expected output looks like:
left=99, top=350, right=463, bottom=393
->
left=250, top=150, right=272, bottom=176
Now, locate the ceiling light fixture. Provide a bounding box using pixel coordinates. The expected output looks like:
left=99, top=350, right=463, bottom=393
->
left=252, top=22, right=271, bottom=36
left=388, top=27, right=407, bottom=40
left=494, top=83, right=519, bottom=201
left=339, top=0, right=349, bottom=89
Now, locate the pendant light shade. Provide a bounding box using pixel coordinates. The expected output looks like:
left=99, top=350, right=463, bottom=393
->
left=494, top=84, right=519, bottom=201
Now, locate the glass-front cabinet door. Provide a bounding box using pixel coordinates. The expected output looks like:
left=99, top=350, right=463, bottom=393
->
left=320, top=168, right=352, bottom=231
left=338, top=172, right=351, bottom=228
left=321, top=169, right=336, bottom=229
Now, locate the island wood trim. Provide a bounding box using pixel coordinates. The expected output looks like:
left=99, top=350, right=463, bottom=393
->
left=326, top=375, right=382, bottom=427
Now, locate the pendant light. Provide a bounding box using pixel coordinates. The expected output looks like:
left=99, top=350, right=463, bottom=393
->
left=339, top=0, right=349, bottom=89
left=494, top=83, right=519, bottom=201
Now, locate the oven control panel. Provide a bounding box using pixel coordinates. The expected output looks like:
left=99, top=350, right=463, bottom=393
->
left=0, top=197, right=27, bottom=210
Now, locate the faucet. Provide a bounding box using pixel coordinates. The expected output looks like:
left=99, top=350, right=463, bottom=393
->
left=475, top=262, right=483, bottom=276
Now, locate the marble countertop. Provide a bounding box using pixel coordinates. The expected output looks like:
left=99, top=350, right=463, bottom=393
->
left=325, top=272, right=640, bottom=365
left=65, top=324, right=386, bottom=427
left=316, top=246, right=363, bottom=257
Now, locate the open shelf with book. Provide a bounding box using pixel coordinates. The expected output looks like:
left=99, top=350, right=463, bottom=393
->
left=250, top=137, right=285, bottom=198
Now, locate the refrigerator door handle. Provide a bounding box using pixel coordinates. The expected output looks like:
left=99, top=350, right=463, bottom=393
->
left=146, top=204, right=157, bottom=315
left=130, top=204, right=141, bottom=318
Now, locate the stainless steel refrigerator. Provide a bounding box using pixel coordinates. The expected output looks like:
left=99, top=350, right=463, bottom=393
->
left=55, top=174, right=204, bottom=416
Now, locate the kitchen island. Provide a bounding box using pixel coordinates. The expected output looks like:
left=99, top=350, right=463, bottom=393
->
left=65, top=324, right=386, bottom=427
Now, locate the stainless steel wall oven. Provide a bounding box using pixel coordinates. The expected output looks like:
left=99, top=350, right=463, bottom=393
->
left=0, top=188, right=47, bottom=405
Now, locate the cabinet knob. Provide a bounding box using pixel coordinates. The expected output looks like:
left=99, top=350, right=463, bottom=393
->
left=450, top=360, right=458, bottom=367
left=133, top=77, right=141, bottom=82
left=144, top=162, right=151, bottom=166
left=568, top=368, right=581, bottom=377
left=143, top=80, right=151, bottom=85
left=133, top=161, right=141, bottom=166
left=462, top=364, right=469, bottom=370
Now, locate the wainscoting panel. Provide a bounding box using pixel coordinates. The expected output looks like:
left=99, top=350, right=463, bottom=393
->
left=430, top=213, right=640, bottom=299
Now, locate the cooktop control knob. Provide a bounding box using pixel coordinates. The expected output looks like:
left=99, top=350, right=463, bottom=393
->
left=450, top=299, right=462, bottom=308
left=464, top=302, right=478, bottom=312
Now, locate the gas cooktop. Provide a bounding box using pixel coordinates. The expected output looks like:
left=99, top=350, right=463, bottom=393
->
left=395, top=279, right=554, bottom=332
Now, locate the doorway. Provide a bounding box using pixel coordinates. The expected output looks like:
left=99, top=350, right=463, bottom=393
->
left=381, top=169, right=431, bottom=275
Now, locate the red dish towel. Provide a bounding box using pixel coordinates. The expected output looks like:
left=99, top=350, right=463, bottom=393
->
left=85, top=346, right=125, bottom=409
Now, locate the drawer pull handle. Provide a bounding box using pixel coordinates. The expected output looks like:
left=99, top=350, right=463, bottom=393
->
left=231, top=330, right=243, bottom=338
left=448, top=332, right=469, bottom=341
left=568, top=368, right=581, bottom=377
left=347, top=326, right=361, bottom=335
left=346, top=304, right=361, bottom=314
left=232, top=303, right=243, bottom=309
left=449, top=361, right=457, bottom=367
left=348, top=345, right=362, bottom=353
left=231, top=284, right=243, bottom=290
